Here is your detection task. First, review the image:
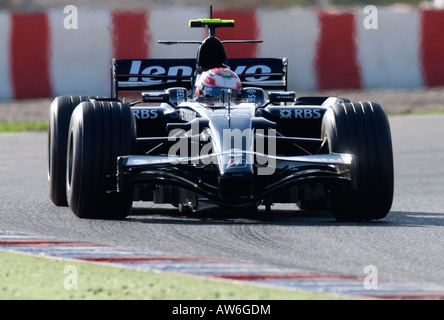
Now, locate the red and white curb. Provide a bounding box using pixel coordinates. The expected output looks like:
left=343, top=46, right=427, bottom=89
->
left=1, top=231, right=444, bottom=299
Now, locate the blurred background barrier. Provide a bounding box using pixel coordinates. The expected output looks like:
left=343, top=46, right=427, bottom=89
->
left=0, top=1, right=443, bottom=99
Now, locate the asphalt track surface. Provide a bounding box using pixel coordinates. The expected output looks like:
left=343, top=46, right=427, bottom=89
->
left=0, top=114, right=444, bottom=289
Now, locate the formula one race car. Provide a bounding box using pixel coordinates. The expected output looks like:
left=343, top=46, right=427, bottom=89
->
left=48, top=12, right=394, bottom=221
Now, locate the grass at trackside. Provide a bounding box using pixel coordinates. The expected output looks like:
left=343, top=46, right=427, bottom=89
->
left=387, top=109, right=444, bottom=117
left=0, top=251, right=345, bottom=300
left=0, top=120, right=47, bottom=133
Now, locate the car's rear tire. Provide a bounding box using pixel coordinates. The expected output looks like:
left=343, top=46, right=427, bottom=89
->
left=48, top=96, right=99, bottom=206
left=322, top=102, right=394, bottom=221
left=66, top=100, right=136, bottom=219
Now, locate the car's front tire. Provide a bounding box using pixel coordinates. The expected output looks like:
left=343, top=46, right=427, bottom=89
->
left=322, top=102, right=394, bottom=221
left=66, top=100, right=136, bottom=219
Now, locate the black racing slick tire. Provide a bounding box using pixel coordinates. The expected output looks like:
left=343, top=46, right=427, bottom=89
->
left=48, top=96, right=99, bottom=206
left=322, top=102, right=394, bottom=221
left=66, top=100, right=136, bottom=219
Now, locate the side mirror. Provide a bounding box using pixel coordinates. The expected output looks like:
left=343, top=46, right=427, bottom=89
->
left=268, top=91, right=296, bottom=104
left=142, top=92, right=170, bottom=103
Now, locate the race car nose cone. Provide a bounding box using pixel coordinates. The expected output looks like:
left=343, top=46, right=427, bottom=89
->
left=218, top=172, right=254, bottom=200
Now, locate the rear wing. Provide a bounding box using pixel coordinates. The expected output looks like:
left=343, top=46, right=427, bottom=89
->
left=112, top=58, right=287, bottom=98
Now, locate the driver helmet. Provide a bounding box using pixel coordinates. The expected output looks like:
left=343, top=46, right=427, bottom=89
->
left=195, top=68, right=242, bottom=104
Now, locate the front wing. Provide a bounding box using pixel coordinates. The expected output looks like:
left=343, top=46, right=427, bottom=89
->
left=114, top=152, right=356, bottom=206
